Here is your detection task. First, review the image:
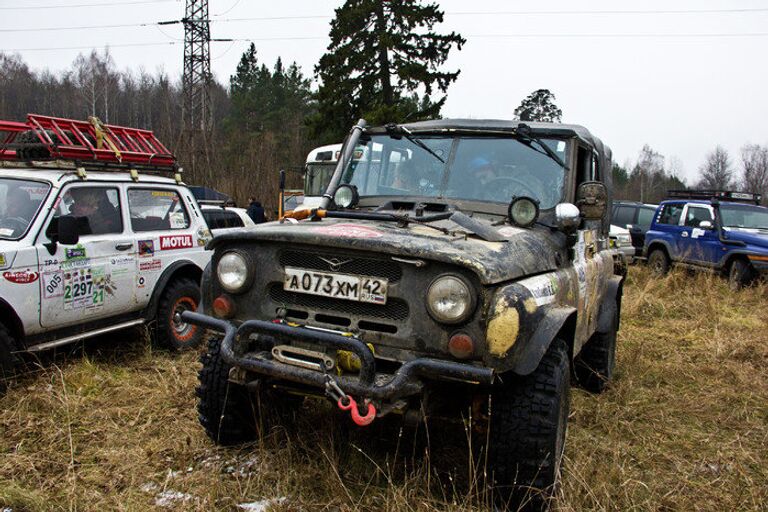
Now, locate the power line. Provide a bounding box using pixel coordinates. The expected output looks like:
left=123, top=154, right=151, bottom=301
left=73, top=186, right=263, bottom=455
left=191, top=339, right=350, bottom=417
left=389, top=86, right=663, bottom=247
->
left=4, top=7, right=768, bottom=33
left=6, top=32, right=768, bottom=52
left=0, top=0, right=177, bottom=9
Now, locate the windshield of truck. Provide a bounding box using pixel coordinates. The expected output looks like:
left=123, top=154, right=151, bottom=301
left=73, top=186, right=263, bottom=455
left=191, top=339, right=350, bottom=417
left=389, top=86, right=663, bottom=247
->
left=338, top=134, right=568, bottom=209
left=719, top=203, right=768, bottom=230
left=0, top=178, right=50, bottom=240
left=305, top=163, right=336, bottom=196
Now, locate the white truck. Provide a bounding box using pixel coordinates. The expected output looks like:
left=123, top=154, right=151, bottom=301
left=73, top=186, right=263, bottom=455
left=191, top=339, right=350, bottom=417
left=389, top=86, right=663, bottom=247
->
left=0, top=114, right=212, bottom=392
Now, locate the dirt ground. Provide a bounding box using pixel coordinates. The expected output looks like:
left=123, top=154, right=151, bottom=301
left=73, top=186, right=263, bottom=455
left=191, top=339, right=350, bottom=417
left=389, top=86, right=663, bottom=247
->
left=1, top=267, right=767, bottom=511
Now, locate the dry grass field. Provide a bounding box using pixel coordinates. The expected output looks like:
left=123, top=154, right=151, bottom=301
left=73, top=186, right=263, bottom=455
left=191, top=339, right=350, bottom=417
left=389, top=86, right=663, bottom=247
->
left=1, top=267, right=767, bottom=511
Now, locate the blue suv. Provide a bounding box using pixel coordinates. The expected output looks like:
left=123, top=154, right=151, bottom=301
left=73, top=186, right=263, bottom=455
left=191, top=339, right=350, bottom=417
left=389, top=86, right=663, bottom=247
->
left=644, top=190, right=768, bottom=289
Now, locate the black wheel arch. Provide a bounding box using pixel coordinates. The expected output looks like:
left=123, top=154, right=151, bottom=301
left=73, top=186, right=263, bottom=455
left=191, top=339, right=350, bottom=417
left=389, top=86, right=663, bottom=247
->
left=144, top=260, right=204, bottom=321
left=0, top=297, right=24, bottom=343
left=509, top=306, right=577, bottom=376
left=647, top=241, right=672, bottom=261
left=596, top=275, right=624, bottom=334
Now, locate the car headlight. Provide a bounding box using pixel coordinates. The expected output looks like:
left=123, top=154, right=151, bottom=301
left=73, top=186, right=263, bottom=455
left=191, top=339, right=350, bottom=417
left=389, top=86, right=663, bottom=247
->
left=618, top=234, right=631, bottom=245
left=217, top=251, right=250, bottom=293
left=426, top=275, right=474, bottom=324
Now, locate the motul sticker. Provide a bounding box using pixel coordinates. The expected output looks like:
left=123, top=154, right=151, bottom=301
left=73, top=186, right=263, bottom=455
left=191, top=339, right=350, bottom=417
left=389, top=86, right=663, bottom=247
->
left=0, top=253, right=6, bottom=267
left=139, top=259, right=162, bottom=272
left=311, top=223, right=383, bottom=238
left=160, top=234, right=193, bottom=250
left=4, top=270, right=40, bottom=284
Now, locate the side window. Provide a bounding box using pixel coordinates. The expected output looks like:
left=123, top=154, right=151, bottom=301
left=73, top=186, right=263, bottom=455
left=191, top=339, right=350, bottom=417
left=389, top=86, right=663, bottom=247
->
left=637, top=207, right=656, bottom=228
left=54, top=186, right=123, bottom=235
left=657, top=204, right=684, bottom=225
left=684, top=206, right=713, bottom=227
left=204, top=210, right=243, bottom=230
left=128, top=188, right=190, bottom=232
left=223, top=211, right=244, bottom=228
left=612, top=206, right=635, bottom=227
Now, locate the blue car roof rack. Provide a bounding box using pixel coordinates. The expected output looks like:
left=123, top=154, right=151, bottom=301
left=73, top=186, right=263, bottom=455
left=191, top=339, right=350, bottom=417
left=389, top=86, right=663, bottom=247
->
left=667, top=189, right=762, bottom=205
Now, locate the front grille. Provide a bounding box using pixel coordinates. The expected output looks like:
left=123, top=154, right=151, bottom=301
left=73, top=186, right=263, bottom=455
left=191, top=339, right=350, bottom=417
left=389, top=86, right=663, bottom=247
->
left=279, top=250, right=402, bottom=282
left=269, top=284, right=409, bottom=321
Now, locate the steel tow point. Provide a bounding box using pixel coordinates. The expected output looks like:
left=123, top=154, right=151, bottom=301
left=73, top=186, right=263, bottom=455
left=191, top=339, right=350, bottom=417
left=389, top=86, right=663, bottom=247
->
left=323, top=374, right=377, bottom=427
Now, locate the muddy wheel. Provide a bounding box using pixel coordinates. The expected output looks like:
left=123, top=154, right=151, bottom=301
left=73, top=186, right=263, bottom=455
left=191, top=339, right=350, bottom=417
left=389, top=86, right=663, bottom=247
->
left=0, top=325, right=20, bottom=395
left=575, top=308, right=618, bottom=394
left=196, top=336, right=301, bottom=445
left=728, top=258, right=753, bottom=291
left=196, top=335, right=259, bottom=445
left=154, top=277, right=204, bottom=350
left=648, top=248, right=670, bottom=276
left=489, top=338, right=570, bottom=509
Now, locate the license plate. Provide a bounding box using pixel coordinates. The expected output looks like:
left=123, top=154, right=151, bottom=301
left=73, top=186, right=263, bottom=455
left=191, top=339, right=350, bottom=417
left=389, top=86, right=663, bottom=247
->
left=283, top=267, right=388, bottom=304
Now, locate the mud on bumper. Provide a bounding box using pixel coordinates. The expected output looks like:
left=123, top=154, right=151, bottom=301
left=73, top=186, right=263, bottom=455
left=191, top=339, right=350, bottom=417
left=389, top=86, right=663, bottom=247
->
left=181, top=311, right=494, bottom=401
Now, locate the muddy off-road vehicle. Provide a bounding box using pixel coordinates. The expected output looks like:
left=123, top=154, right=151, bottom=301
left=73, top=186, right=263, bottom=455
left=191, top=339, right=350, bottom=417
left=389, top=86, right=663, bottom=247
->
left=183, top=119, right=625, bottom=503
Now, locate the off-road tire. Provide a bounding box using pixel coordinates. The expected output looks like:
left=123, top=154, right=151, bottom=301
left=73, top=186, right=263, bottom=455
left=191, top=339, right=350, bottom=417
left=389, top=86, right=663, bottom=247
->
left=154, top=277, right=204, bottom=350
left=728, top=258, right=753, bottom=291
left=575, top=308, right=618, bottom=394
left=196, top=336, right=302, bottom=445
left=0, top=325, right=20, bottom=394
left=648, top=248, right=670, bottom=276
left=196, top=335, right=259, bottom=445
left=489, top=338, right=570, bottom=509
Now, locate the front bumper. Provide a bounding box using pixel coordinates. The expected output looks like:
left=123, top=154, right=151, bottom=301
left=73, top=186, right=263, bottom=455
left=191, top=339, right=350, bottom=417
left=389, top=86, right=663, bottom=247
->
left=180, top=311, right=495, bottom=401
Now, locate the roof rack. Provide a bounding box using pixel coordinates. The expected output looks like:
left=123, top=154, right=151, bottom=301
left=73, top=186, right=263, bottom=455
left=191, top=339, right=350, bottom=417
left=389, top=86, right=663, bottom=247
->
left=667, top=189, right=762, bottom=205
left=0, top=114, right=178, bottom=177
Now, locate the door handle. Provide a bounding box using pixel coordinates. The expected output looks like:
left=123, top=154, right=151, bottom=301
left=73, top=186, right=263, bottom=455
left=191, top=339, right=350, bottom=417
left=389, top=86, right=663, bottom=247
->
left=681, top=232, right=689, bottom=238
left=115, top=243, right=133, bottom=251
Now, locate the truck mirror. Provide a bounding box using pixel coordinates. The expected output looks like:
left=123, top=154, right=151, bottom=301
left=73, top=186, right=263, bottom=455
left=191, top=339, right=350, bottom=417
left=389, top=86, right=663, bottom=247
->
left=699, top=220, right=714, bottom=230
left=58, top=215, right=87, bottom=245
left=555, top=203, right=581, bottom=232
left=576, top=181, right=608, bottom=220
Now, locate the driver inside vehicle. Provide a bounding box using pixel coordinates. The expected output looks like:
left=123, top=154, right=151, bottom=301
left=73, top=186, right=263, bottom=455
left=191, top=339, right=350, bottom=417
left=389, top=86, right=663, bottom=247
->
left=0, top=187, right=37, bottom=237
left=462, top=156, right=506, bottom=201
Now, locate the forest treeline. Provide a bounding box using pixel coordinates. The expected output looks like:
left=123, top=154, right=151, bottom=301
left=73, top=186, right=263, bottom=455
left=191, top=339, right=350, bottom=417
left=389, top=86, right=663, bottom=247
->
left=1, top=0, right=766, bottom=210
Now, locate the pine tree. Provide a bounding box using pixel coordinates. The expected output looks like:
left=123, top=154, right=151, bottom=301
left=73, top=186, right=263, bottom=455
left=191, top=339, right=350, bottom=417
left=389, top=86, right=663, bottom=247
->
left=514, top=89, right=563, bottom=123
left=311, top=0, right=465, bottom=142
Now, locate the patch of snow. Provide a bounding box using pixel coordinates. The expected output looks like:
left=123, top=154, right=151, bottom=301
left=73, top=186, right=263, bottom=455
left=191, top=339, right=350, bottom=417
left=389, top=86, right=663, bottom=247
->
left=155, top=490, right=195, bottom=508
left=238, top=497, right=286, bottom=511
left=140, top=482, right=159, bottom=493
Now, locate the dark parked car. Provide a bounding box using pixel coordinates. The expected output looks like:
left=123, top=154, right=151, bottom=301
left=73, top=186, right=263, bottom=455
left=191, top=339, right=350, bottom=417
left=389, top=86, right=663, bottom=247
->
left=611, top=200, right=657, bottom=258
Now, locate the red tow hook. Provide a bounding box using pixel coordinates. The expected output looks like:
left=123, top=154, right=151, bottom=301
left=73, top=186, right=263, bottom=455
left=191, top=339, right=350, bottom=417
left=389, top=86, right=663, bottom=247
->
left=338, top=396, right=377, bottom=426
left=324, top=374, right=377, bottom=426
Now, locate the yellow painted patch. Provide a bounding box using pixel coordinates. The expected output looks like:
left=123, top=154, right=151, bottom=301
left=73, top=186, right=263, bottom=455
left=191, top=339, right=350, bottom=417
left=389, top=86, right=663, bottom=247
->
left=487, top=301, right=520, bottom=357
left=523, top=298, right=538, bottom=314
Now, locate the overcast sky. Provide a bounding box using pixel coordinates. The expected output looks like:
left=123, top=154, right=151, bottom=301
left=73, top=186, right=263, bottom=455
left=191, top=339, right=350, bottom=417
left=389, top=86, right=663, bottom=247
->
left=2, top=0, right=767, bottom=183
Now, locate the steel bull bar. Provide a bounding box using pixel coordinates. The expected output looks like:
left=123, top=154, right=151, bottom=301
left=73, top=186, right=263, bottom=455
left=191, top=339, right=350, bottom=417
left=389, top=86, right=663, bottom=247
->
left=180, top=311, right=494, bottom=400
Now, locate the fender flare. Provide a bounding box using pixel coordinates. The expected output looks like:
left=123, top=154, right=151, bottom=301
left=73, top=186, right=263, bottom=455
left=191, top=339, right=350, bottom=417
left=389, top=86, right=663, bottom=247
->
left=511, top=306, right=576, bottom=375
left=143, top=260, right=204, bottom=321
left=646, top=239, right=673, bottom=260
left=596, top=275, right=624, bottom=333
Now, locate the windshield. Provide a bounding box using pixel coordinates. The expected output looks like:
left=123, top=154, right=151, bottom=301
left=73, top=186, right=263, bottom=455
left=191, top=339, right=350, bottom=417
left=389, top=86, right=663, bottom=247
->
left=305, top=163, right=336, bottom=196
left=338, top=134, right=568, bottom=209
left=720, top=203, right=768, bottom=230
left=0, top=178, right=50, bottom=240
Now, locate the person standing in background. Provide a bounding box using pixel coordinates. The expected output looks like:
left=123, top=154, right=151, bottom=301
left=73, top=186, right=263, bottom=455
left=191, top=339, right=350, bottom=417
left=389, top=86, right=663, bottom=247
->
left=246, top=197, right=266, bottom=224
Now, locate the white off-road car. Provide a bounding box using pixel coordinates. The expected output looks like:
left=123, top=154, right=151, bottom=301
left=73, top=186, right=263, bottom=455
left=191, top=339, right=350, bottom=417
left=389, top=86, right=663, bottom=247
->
left=0, top=114, right=212, bottom=392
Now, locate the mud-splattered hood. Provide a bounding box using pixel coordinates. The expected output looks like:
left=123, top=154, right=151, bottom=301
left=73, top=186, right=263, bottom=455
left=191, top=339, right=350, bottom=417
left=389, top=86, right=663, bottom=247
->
left=212, top=217, right=566, bottom=285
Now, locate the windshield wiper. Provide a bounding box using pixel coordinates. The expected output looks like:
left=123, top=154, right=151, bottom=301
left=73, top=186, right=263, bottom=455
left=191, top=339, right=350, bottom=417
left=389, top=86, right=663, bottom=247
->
left=514, top=123, right=569, bottom=170
left=385, top=123, right=445, bottom=163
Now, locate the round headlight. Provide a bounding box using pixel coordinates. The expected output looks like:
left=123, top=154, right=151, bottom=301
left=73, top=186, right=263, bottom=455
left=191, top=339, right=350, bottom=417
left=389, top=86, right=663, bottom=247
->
left=426, top=275, right=474, bottom=324
left=333, top=184, right=359, bottom=209
left=217, top=252, right=249, bottom=293
left=508, top=196, right=540, bottom=228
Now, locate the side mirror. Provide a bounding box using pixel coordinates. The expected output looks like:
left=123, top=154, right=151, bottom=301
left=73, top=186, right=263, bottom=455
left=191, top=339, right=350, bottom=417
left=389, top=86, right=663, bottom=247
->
left=699, top=220, right=714, bottom=230
left=555, top=203, right=581, bottom=232
left=58, top=215, right=88, bottom=245
left=576, top=181, right=608, bottom=220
